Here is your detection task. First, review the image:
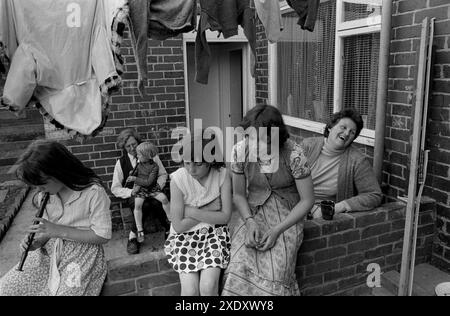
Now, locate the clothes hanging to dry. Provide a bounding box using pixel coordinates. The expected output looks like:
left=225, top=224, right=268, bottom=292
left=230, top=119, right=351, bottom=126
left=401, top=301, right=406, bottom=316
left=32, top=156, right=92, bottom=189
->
left=128, top=0, right=197, bottom=96
left=195, top=0, right=257, bottom=85
left=254, top=0, right=284, bottom=43
left=286, top=0, right=320, bottom=32
left=0, top=0, right=125, bottom=139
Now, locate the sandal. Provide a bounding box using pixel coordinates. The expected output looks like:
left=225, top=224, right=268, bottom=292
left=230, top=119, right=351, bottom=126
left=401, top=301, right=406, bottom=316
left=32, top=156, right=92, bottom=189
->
left=137, top=230, right=145, bottom=243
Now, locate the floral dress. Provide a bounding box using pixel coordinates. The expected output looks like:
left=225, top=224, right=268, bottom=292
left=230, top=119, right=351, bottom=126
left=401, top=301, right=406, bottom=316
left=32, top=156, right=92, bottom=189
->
left=221, top=139, right=311, bottom=296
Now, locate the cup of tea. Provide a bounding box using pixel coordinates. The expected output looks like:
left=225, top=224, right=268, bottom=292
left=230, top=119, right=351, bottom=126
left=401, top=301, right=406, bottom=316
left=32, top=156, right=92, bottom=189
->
left=320, top=200, right=335, bottom=220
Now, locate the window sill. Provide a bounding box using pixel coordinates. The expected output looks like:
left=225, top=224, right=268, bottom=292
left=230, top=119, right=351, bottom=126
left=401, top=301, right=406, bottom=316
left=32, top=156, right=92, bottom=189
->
left=282, top=115, right=375, bottom=147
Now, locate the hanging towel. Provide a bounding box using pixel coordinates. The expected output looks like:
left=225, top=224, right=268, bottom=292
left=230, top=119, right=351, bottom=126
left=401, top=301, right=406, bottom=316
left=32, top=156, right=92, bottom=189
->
left=0, top=0, right=123, bottom=138
left=286, top=0, right=320, bottom=32
left=195, top=0, right=257, bottom=85
left=128, top=0, right=197, bottom=96
left=254, top=0, right=284, bottom=43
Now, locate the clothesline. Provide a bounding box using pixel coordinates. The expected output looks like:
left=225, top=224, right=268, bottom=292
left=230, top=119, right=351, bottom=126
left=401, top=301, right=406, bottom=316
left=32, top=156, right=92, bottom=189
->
left=0, top=0, right=319, bottom=140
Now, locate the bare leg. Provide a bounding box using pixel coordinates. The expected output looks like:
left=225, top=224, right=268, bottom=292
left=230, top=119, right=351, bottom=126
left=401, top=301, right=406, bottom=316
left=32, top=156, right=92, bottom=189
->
left=134, top=197, right=145, bottom=242
left=199, top=268, right=221, bottom=296
left=179, top=272, right=200, bottom=296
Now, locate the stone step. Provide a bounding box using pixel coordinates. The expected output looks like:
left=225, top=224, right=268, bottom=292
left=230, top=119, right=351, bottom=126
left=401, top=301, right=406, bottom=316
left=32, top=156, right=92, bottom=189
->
left=371, top=287, right=395, bottom=296
left=0, top=124, right=45, bottom=142
left=0, top=108, right=42, bottom=127
left=0, top=165, right=18, bottom=182
left=381, top=263, right=450, bottom=296
left=0, top=140, right=32, bottom=152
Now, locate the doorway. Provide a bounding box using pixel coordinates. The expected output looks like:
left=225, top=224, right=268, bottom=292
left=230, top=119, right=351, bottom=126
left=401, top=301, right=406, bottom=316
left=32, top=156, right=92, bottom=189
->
left=186, top=43, right=244, bottom=133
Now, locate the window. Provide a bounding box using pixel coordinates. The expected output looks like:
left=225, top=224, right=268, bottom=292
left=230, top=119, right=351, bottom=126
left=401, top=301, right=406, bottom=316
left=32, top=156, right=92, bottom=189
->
left=269, top=0, right=382, bottom=146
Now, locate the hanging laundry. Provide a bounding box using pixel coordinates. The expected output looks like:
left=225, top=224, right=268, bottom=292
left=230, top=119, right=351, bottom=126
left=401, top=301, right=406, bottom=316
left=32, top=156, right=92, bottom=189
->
left=286, top=0, right=320, bottom=32
left=196, top=0, right=257, bottom=85
left=254, top=0, right=284, bottom=43
left=128, top=0, right=197, bottom=96
left=0, top=0, right=124, bottom=138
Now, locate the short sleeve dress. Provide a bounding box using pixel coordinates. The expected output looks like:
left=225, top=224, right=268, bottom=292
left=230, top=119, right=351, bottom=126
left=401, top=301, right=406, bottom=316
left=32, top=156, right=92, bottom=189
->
left=164, top=167, right=231, bottom=274
left=222, top=139, right=311, bottom=296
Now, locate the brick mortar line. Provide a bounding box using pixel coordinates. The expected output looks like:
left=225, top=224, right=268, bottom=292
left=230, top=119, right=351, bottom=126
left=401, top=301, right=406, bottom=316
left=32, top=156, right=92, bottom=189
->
left=0, top=186, right=31, bottom=244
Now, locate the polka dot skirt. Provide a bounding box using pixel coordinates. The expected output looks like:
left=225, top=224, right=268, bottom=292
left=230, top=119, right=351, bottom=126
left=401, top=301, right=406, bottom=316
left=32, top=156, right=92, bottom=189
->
left=164, top=225, right=231, bottom=274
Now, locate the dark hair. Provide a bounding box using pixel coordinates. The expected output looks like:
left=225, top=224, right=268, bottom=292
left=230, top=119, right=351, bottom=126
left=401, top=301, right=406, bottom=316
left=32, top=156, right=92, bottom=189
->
left=16, top=139, right=103, bottom=191
left=117, top=128, right=142, bottom=151
left=239, top=104, right=289, bottom=147
left=324, top=108, right=364, bottom=140
left=181, top=132, right=225, bottom=170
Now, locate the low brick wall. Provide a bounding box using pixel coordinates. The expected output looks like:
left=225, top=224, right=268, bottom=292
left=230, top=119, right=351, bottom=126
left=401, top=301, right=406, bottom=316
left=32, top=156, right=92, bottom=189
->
left=297, top=199, right=436, bottom=296
left=102, top=199, right=436, bottom=296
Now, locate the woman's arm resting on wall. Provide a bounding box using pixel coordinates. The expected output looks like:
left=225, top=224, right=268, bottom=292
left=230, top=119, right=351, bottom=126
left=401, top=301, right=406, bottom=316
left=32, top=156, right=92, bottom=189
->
left=341, top=158, right=383, bottom=212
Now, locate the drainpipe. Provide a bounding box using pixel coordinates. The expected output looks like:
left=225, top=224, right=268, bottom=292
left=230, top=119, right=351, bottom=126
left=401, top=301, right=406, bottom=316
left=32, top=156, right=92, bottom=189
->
left=373, top=0, right=393, bottom=184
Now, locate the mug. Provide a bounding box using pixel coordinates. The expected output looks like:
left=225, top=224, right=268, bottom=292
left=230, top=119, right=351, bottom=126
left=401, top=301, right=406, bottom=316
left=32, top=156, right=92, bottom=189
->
left=320, top=200, right=335, bottom=220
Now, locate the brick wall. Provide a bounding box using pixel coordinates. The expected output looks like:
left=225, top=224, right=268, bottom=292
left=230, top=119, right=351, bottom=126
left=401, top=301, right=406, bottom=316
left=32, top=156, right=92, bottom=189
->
left=388, top=0, right=450, bottom=272
left=296, top=199, right=435, bottom=296
left=101, top=200, right=436, bottom=296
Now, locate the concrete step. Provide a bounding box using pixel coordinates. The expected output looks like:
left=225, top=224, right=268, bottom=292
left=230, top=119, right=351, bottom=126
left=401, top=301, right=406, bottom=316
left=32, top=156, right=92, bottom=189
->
left=0, top=165, right=18, bottom=182
left=381, top=264, right=450, bottom=296
left=0, top=140, right=32, bottom=152
left=0, top=128, right=45, bottom=143
left=0, top=108, right=42, bottom=127
left=371, top=287, right=395, bottom=296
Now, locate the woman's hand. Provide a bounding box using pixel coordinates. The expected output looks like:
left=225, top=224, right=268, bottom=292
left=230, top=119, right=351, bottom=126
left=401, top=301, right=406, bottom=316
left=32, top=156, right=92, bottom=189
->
left=245, top=218, right=261, bottom=249
left=131, top=186, right=140, bottom=196
left=335, top=202, right=348, bottom=214
left=126, top=176, right=136, bottom=183
left=19, top=234, right=49, bottom=252
left=28, top=218, right=61, bottom=239
left=257, top=226, right=282, bottom=252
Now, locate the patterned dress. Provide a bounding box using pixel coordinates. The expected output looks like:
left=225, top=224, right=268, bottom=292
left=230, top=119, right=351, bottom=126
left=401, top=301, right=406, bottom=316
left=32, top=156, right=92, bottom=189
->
left=164, top=167, right=231, bottom=274
left=221, top=139, right=311, bottom=296
left=0, top=185, right=111, bottom=296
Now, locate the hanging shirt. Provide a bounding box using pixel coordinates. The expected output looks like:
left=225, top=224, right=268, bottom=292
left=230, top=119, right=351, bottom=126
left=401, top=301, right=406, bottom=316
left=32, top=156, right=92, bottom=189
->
left=286, top=0, right=320, bottom=32
left=128, top=0, right=197, bottom=96
left=195, top=0, right=257, bottom=84
left=254, top=0, right=284, bottom=43
left=0, top=0, right=122, bottom=136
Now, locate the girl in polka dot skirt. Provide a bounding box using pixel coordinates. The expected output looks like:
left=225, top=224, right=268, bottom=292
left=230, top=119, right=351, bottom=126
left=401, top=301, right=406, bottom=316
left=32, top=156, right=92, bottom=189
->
left=164, top=135, right=232, bottom=296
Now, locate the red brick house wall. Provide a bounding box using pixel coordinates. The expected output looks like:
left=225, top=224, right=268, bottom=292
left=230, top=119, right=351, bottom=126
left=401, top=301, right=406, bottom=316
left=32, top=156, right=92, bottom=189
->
left=388, top=0, right=450, bottom=271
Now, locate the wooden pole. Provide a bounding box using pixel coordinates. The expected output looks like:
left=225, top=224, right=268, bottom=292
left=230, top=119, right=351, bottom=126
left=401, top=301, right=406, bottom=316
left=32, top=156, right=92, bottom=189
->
left=398, top=17, right=430, bottom=296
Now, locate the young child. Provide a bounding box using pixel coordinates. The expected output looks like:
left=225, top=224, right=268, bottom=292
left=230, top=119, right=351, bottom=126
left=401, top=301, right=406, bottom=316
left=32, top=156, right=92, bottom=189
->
left=126, top=142, right=170, bottom=243
left=164, top=135, right=232, bottom=296
left=0, top=140, right=111, bottom=296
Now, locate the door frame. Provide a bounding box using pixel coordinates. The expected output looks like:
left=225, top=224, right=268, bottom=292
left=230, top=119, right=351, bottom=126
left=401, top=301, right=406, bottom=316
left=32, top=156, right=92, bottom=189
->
left=182, top=28, right=256, bottom=131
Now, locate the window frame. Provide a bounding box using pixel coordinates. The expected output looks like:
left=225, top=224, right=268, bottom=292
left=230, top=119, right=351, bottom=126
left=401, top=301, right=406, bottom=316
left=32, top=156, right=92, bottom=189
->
left=269, top=0, right=382, bottom=147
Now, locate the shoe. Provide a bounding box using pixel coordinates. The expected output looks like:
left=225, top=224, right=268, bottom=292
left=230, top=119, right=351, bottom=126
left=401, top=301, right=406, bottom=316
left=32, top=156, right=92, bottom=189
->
left=127, top=238, right=139, bottom=255
left=137, top=230, right=145, bottom=243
